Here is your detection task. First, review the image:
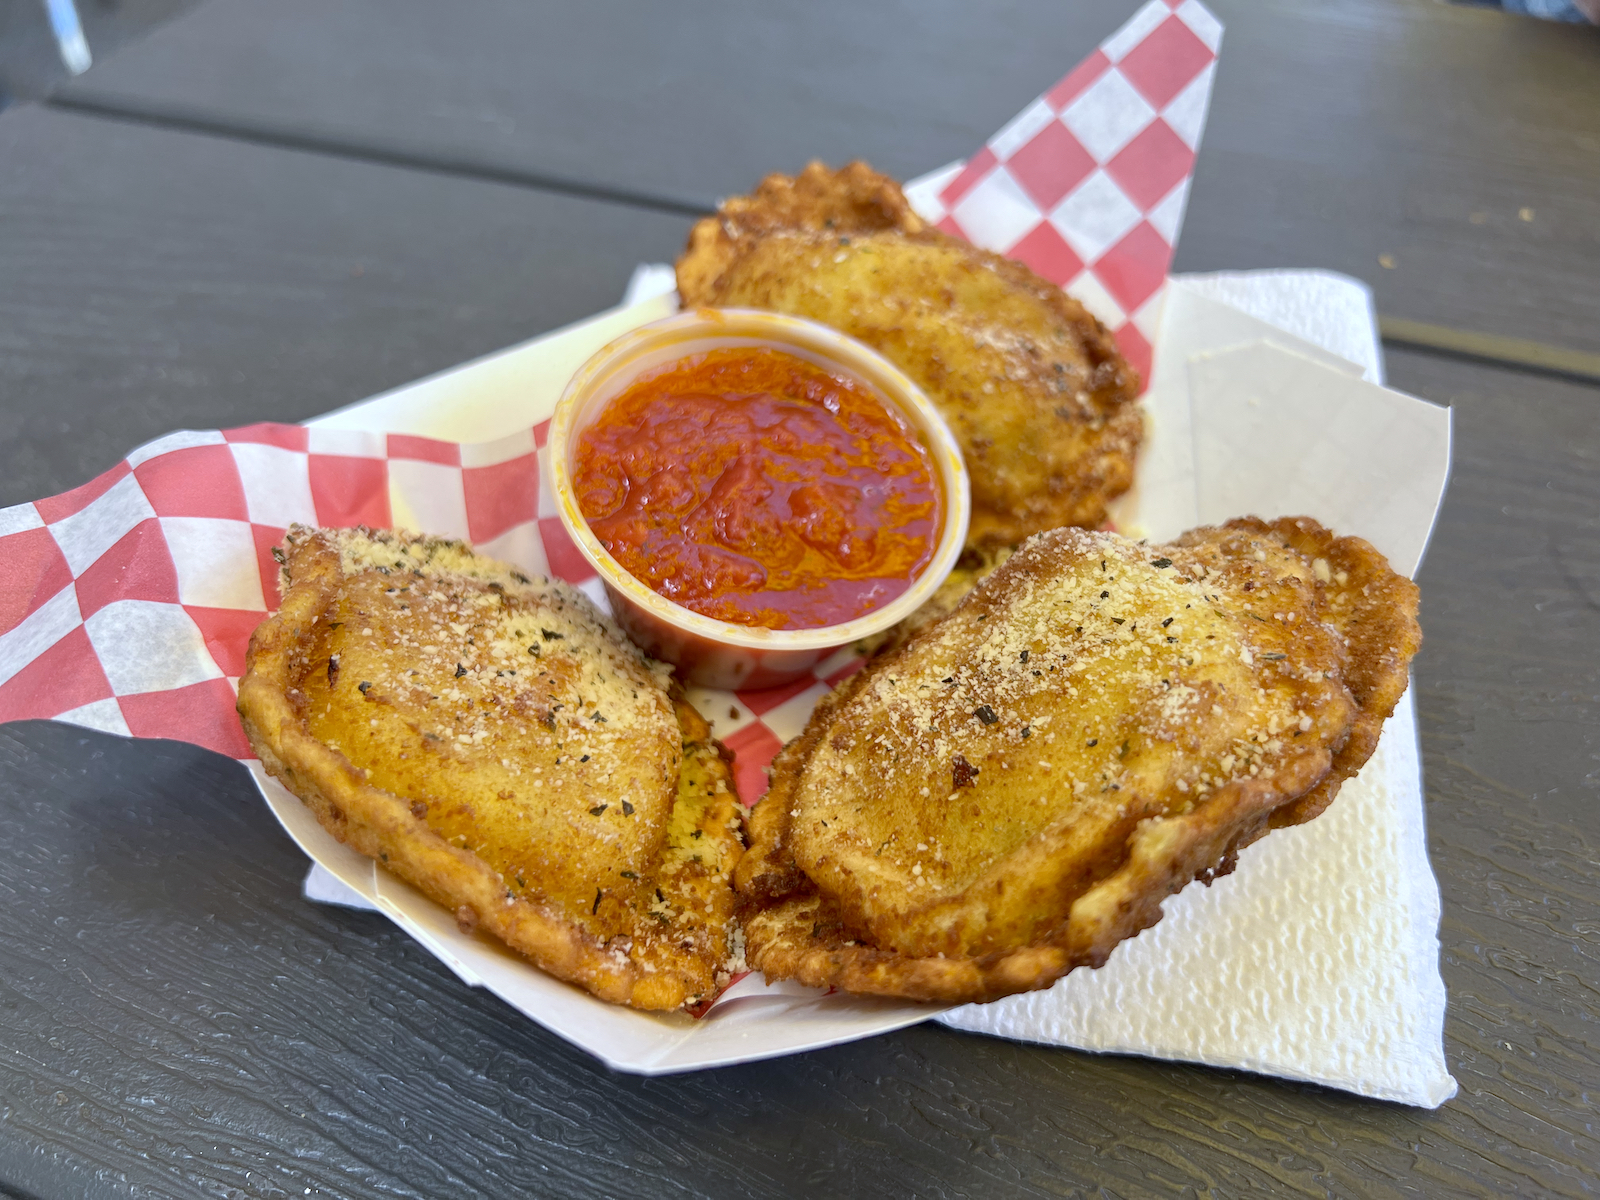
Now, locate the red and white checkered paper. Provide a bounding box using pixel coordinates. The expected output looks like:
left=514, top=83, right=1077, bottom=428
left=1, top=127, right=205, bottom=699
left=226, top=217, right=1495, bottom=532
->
left=0, top=419, right=862, bottom=803
left=0, top=0, right=1219, bottom=804
left=908, top=0, right=1220, bottom=385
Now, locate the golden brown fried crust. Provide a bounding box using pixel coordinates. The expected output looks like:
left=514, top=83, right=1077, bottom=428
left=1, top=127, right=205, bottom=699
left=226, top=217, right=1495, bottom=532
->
left=678, top=160, right=925, bottom=302
left=1212, top=517, right=1421, bottom=828
left=238, top=527, right=743, bottom=1011
left=677, top=161, right=1142, bottom=549
left=736, top=518, right=1419, bottom=1004
left=741, top=752, right=1329, bottom=1004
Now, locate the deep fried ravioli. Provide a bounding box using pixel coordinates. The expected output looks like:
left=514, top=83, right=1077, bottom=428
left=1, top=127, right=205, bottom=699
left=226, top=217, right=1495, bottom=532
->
left=676, top=161, right=1142, bottom=549
left=735, top=518, right=1420, bottom=1004
left=238, top=527, right=743, bottom=1011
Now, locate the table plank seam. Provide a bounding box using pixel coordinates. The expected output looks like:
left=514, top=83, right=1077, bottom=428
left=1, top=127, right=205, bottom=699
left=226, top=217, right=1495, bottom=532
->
left=42, top=90, right=714, bottom=218
left=1380, top=318, right=1600, bottom=389
left=33, top=94, right=1600, bottom=393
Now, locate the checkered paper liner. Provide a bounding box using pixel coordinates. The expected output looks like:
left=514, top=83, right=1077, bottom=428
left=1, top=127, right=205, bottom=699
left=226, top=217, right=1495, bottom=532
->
left=0, top=417, right=869, bottom=803
left=0, top=0, right=1220, bottom=798
left=905, top=0, right=1220, bottom=386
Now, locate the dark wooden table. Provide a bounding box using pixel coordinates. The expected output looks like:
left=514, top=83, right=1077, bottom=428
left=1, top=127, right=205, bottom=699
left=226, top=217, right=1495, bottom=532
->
left=3, top=2, right=1598, bottom=1196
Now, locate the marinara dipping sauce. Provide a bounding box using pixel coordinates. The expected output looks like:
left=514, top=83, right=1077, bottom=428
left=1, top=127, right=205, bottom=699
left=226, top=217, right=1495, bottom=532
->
left=571, top=347, right=942, bottom=630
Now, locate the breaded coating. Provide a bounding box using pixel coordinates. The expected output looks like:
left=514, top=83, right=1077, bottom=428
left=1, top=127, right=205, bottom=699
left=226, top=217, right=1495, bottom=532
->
left=735, top=518, right=1420, bottom=1004
left=238, top=527, right=743, bottom=1011
left=677, top=162, right=1142, bottom=549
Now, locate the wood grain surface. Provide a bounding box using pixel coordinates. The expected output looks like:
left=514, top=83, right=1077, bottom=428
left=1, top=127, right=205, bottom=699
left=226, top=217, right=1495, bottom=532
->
left=47, top=0, right=1600, bottom=356
left=1, top=0, right=1598, bottom=1194
left=0, top=105, right=691, bottom=511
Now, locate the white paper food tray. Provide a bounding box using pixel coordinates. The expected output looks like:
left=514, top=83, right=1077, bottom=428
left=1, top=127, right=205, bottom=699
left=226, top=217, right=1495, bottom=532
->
left=274, top=274, right=1454, bottom=1105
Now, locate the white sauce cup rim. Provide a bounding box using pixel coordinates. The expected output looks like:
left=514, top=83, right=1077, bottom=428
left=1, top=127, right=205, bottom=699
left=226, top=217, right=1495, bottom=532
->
left=548, top=308, right=971, bottom=653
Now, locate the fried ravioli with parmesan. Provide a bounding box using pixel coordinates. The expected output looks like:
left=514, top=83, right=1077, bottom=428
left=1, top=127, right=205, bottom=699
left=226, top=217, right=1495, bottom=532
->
left=238, top=527, right=743, bottom=1011
left=735, top=518, right=1420, bottom=1004
left=676, top=161, right=1142, bottom=550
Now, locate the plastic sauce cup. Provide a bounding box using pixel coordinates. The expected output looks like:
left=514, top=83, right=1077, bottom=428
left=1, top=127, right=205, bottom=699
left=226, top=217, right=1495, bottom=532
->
left=549, top=308, right=970, bottom=690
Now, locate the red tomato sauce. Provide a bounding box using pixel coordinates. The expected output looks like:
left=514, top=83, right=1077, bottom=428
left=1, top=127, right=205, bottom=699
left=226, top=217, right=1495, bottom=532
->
left=572, top=347, right=941, bottom=630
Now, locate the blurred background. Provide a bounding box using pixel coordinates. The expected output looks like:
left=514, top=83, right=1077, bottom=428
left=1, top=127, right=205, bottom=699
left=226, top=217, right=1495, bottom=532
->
left=1496, top=0, right=1600, bottom=19
left=0, top=0, right=1595, bottom=111
left=0, top=0, right=197, bottom=107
